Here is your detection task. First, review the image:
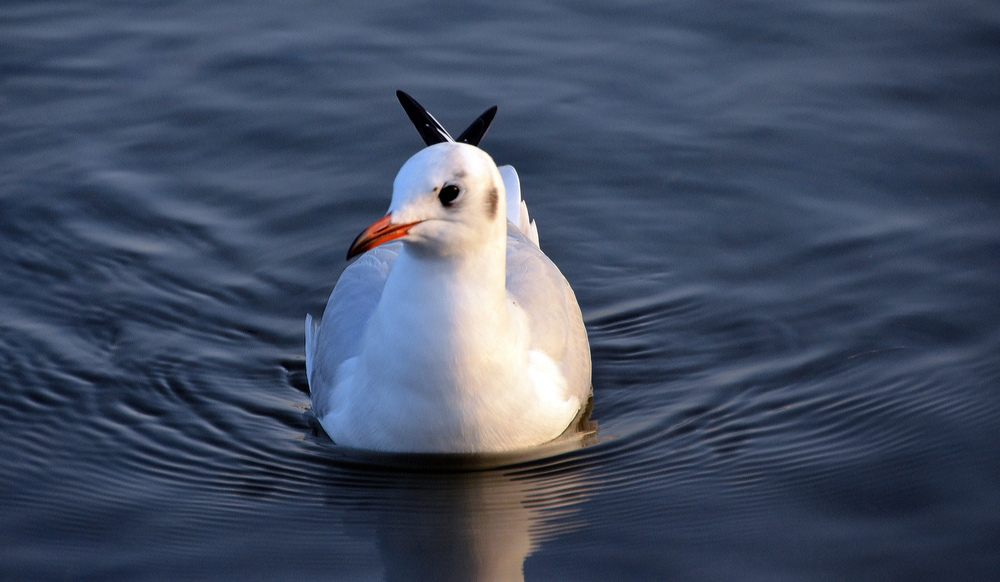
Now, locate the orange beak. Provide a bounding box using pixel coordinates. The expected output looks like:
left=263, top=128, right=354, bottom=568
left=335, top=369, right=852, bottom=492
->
left=346, top=214, right=420, bottom=260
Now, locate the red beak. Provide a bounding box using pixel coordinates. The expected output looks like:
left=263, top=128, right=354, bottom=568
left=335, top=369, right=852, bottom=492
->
left=346, top=215, right=420, bottom=260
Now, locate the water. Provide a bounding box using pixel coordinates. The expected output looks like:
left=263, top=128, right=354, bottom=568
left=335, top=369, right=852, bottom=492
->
left=2, top=1, right=999, bottom=580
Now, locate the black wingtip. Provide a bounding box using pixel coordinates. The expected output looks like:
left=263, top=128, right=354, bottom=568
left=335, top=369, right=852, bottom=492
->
left=396, top=90, right=453, bottom=146
left=456, top=105, right=498, bottom=146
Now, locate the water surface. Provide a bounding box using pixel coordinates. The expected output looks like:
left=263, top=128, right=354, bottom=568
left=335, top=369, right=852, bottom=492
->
left=2, top=1, right=999, bottom=580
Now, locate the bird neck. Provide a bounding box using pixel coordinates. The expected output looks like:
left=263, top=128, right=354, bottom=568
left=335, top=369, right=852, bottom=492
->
left=358, top=230, right=521, bottom=397
left=383, top=233, right=509, bottom=335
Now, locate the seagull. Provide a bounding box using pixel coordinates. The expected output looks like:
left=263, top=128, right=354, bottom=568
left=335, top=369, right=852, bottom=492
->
left=305, top=91, right=591, bottom=453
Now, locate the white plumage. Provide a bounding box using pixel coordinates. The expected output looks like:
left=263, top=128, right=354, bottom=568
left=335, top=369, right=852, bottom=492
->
left=305, top=100, right=590, bottom=453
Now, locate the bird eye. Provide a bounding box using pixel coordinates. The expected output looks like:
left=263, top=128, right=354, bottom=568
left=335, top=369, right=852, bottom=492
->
left=438, top=184, right=461, bottom=206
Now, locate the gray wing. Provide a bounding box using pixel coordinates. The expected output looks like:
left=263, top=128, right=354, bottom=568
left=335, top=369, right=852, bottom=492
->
left=505, top=223, right=592, bottom=403
left=306, top=242, right=400, bottom=419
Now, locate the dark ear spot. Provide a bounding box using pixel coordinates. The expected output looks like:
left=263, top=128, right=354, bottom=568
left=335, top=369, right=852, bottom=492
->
left=486, top=186, right=499, bottom=219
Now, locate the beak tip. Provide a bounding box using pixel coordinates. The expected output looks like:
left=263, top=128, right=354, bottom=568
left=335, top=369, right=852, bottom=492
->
left=345, top=214, right=416, bottom=261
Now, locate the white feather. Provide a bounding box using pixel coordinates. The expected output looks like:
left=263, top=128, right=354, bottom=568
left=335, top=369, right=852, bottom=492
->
left=499, top=164, right=539, bottom=248
left=306, top=143, right=589, bottom=453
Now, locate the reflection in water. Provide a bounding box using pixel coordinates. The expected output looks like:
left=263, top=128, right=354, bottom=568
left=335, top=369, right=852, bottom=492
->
left=374, top=470, right=583, bottom=581
left=319, top=436, right=596, bottom=581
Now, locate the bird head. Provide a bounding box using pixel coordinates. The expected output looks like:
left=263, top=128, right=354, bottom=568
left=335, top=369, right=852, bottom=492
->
left=347, top=142, right=506, bottom=259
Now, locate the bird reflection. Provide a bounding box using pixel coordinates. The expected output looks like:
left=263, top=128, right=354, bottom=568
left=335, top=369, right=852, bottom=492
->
left=323, top=417, right=597, bottom=582
left=376, top=471, right=566, bottom=581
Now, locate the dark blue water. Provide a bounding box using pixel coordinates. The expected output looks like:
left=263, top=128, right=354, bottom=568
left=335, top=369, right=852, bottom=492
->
left=3, top=1, right=999, bottom=580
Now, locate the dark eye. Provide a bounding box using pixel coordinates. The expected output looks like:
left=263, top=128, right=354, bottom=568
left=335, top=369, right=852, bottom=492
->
left=438, top=184, right=461, bottom=206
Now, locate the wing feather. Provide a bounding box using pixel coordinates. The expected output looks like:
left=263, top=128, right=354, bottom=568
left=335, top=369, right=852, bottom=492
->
left=308, top=243, right=400, bottom=418
left=498, top=165, right=539, bottom=247
left=505, top=224, right=591, bottom=402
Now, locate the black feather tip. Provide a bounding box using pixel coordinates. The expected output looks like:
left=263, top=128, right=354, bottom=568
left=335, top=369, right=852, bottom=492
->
left=396, top=91, right=497, bottom=148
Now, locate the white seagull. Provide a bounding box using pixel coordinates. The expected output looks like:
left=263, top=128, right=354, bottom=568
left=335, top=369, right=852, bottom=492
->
left=305, top=91, right=591, bottom=453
